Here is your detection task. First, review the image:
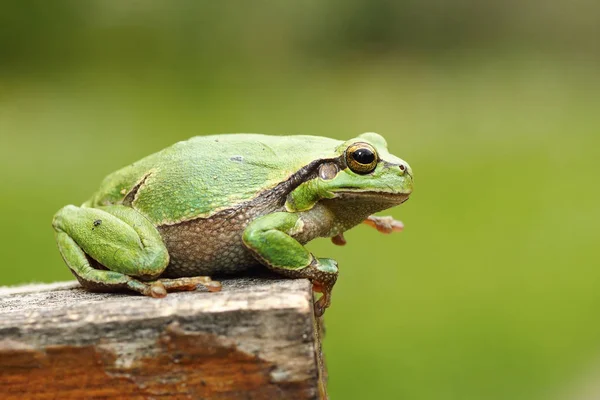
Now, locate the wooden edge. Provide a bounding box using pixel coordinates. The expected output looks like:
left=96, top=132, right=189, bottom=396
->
left=0, top=278, right=328, bottom=400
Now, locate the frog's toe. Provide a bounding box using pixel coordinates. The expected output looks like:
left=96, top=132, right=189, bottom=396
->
left=205, top=280, right=222, bottom=292
left=314, top=292, right=331, bottom=317
left=331, top=233, right=347, bottom=246
left=124, top=279, right=167, bottom=298
left=149, top=282, right=167, bottom=298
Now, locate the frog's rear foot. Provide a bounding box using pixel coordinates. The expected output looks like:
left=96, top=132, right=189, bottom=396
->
left=78, top=275, right=222, bottom=298
left=151, top=276, right=222, bottom=293
left=130, top=276, right=222, bottom=298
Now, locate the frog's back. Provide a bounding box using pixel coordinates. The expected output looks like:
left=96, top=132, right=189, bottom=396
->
left=86, top=134, right=342, bottom=225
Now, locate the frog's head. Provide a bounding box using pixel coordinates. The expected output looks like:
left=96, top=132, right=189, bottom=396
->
left=286, top=132, right=413, bottom=212
left=325, top=132, right=413, bottom=202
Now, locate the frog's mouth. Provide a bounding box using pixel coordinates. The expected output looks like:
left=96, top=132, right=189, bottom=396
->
left=334, top=190, right=411, bottom=204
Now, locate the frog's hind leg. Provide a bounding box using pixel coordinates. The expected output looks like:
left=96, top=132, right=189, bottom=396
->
left=53, top=204, right=179, bottom=297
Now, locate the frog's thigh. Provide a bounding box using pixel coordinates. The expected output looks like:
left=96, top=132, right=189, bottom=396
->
left=53, top=205, right=169, bottom=290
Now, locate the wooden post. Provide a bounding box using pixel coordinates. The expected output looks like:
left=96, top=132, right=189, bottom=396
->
left=0, top=278, right=327, bottom=399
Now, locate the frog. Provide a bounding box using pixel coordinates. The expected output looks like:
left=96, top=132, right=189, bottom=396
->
left=52, top=132, right=413, bottom=316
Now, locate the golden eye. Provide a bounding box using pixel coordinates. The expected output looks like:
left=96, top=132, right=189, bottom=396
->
left=345, top=142, right=378, bottom=174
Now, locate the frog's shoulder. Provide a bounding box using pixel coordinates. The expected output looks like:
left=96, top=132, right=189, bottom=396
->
left=86, top=134, right=342, bottom=225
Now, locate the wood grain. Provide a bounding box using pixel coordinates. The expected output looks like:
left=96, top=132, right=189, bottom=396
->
left=0, top=278, right=327, bottom=399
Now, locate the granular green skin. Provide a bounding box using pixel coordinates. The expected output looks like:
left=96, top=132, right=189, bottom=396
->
left=53, top=132, right=413, bottom=316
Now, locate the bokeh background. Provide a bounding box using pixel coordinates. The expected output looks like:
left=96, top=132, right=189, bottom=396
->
left=1, top=1, right=599, bottom=399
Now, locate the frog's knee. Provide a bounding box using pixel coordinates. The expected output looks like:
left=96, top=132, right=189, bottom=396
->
left=52, top=204, right=101, bottom=235
left=52, top=204, right=80, bottom=230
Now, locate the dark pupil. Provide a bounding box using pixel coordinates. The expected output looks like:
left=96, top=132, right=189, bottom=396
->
left=352, top=148, right=375, bottom=165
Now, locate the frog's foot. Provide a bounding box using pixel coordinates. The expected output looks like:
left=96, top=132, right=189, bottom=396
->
left=309, top=258, right=338, bottom=317
left=364, top=215, right=404, bottom=234
left=274, top=258, right=338, bottom=317
left=152, top=276, right=222, bottom=293
left=99, top=277, right=222, bottom=299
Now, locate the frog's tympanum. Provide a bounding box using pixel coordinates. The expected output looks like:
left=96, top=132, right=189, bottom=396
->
left=53, top=133, right=413, bottom=315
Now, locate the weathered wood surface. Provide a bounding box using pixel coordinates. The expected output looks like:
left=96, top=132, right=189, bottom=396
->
left=0, top=278, right=327, bottom=400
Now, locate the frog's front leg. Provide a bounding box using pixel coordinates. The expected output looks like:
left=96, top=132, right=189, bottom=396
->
left=53, top=205, right=220, bottom=296
left=242, top=212, right=338, bottom=316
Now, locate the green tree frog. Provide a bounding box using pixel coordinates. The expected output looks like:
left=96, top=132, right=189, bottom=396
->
left=52, top=132, right=413, bottom=315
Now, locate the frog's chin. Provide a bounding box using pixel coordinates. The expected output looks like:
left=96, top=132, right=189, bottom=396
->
left=333, top=190, right=411, bottom=205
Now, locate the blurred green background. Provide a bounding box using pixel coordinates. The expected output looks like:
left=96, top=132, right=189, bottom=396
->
left=1, top=1, right=599, bottom=399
